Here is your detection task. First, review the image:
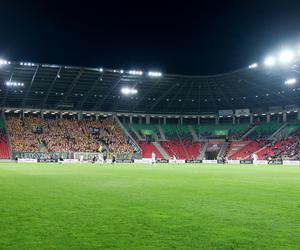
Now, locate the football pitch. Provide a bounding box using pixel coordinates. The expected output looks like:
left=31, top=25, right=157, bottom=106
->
left=0, top=163, right=299, bottom=249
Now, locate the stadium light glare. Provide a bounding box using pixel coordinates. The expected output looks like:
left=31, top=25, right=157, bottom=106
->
left=285, top=78, right=297, bottom=85
left=121, top=87, right=138, bottom=95
left=0, top=59, right=9, bottom=65
left=248, top=63, right=258, bottom=69
left=5, top=81, right=24, bottom=87
left=148, top=71, right=162, bottom=77
left=279, top=50, right=294, bottom=63
left=21, top=62, right=35, bottom=67
left=264, top=56, right=276, bottom=66
left=129, top=70, right=143, bottom=76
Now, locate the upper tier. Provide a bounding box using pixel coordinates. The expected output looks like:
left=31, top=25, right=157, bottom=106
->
left=0, top=60, right=299, bottom=114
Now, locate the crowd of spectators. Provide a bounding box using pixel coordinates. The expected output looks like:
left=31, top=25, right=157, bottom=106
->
left=7, top=116, right=134, bottom=157
left=259, top=129, right=300, bottom=160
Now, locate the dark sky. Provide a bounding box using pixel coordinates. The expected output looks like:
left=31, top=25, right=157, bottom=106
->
left=1, top=0, right=300, bottom=75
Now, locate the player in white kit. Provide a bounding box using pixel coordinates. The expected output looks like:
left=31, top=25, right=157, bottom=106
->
left=151, top=152, right=156, bottom=165
left=252, top=153, right=258, bottom=164
left=98, top=153, right=104, bottom=164
left=173, top=155, right=177, bottom=164
left=80, top=155, right=84, bottom=163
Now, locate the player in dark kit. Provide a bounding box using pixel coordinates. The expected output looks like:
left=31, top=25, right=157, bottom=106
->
left=112, top=155, right=116, bottom=164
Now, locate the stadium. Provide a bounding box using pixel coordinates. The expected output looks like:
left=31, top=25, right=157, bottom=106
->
left=2, top=56, right=300, bottom=163
left=1, top=2, right=300, bottom=249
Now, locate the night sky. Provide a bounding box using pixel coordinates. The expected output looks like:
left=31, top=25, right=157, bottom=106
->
left=1, top=0, right=300, bottom=75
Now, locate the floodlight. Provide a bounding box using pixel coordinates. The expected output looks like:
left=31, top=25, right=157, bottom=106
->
left=264, top=56, right=276, bottom=66
left=129, top=70, right=143, bottom=76
left=121, top=87, right=131, bottom=95
left=248, top=63, right=258, bottom=69
left=285, top=78, right=297, bottom=85
left=121, top=87, right=138, bottom=95
left=279, top=50, right=294, bottom=63
left=5, top=81, right=24, bottom=87
left=0, top=59, right=8, bottom=65
left=148, top=71, right=162, bottom=77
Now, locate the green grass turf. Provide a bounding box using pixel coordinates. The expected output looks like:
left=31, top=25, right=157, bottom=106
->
left=0, top=163, right=300, bottom=249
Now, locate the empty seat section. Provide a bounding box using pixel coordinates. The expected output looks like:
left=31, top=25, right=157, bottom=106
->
left=160, top=140, right=186, bottom=159
left=229, top=140, right=265, bottom=160
left=131, top=124, right=159, bottom=140
left=0, top=118, right=10, bottom=159
left=194, top=124, right=249, bottom=139
left=138, top=141, right=164, bottom=159
left=248, top=122, right=283, bottom=139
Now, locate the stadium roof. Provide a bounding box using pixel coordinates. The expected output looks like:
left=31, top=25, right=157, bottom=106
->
left=1, top=60, right=300, bottom=115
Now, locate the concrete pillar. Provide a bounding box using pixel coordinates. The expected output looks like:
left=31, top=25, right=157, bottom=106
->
left=197, top=116, right=200, bottom=125
left=297, top=108, right=300, bottom=120
left=233, top=116, right=236, bottom=125
left=60, top=112, right=63, bottom=119
left=139, top=116, right=142, bottom=124
left=180, top=117, right=183, bottom=125
left=267, top=113, right=270, bottom=123
left=163, top=117, right=166, bottom=125
left=215, top=115, right=219, bottom=125
left=41, top=112, right=44, bottom=119
left=277, top=115, right=280, bottom=123
left=250, top=114, right=253, bottom=124
left=283, top=112, right=287, bottom=122
left=146, top=115, right=150, bottom=124
left=129, top=115, right=133, bottom=124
